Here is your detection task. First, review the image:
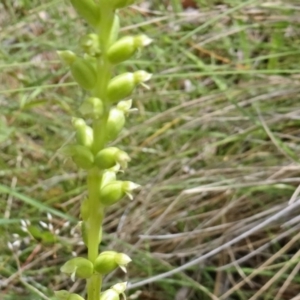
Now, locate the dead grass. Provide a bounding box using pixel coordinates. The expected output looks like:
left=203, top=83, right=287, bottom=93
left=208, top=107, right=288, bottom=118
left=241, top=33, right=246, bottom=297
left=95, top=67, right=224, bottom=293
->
left=1, top=0, right=300, bottom=299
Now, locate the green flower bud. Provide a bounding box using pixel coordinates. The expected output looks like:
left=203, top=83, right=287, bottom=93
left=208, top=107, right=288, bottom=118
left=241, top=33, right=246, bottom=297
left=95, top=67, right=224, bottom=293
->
left=107, top=71, right=152, bottom=103
left=106, top=107, right=125, bottom=141
left=54, top=290, right=85, bottom=300
left=70, top=57, right=97, bottom=90
left=79, top=97, right=103, bottom=119
left=105, top=101, right=137, bottom=142
left=95, top=147, right=130, bottom=170
left=60, top=144, right=94, bottom=169
left=70, top=0, right=100, bottom=28
left=107, top=35, right=153, bottom=64
left=100, top=181, right=125, bottom=206
left=57, top=50, right=77, bottom=65
left=100, top=181, right=140, bottom=206
left=94, top=251, right=118, bottom=274
left=61, top=257, right=93, bottom=281
left=94, top=251, right=131, bottom=274
left=72, top=117, right=94, bottom=148
left=80, top=34, right=101, bottom=57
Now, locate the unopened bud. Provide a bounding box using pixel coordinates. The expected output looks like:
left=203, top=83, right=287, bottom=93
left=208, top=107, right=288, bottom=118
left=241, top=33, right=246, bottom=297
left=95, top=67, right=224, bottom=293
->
left=100, top=181, right=124, bottom=206
left=107, top=35, right=153, bottom=64
left=72, top=117, right=93, bottom=148
left=100, top=181, right=140, bottom=206
left=80, top=33, right=101, bottom=57
left=94, top=251, right=131, bottom=275
left=94, top=251, right=118, bottom=274
left=57, top=50, right=77, bottom=65
left=106, top=107, right=125, bottom=141
left=79, top=97, right=104, bottom=119
left=95, top=147, right=130, bottom=170
left=70, top=0, right=100, bottom=28
left=60, top=257, right=93, bottom=280
left=70, top=57, right=97, bottom=90
left=107, top=71, right=152, bottom=103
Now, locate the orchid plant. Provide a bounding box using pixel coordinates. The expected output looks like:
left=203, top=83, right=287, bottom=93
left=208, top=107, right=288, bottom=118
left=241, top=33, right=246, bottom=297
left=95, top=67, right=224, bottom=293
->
left=54, top=1, right=152, bottom=299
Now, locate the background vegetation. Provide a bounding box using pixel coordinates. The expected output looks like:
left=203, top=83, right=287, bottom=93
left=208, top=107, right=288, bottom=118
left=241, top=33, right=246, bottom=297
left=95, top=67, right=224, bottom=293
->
left=1, top=0, right=300, bottom=299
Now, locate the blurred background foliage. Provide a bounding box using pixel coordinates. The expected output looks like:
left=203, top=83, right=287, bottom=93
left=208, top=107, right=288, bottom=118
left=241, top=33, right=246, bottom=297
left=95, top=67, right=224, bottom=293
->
left=1, top=0, right=300, bottom=299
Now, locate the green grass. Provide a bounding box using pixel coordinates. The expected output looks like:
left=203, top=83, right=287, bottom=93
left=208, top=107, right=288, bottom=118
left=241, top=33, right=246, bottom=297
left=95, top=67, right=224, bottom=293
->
left=1, top=0, right=300, bottom=299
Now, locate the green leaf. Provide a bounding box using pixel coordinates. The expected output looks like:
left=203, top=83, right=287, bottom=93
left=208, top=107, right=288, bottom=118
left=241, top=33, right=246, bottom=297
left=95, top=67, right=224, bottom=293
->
left=0, top=184, right=75, bottom=221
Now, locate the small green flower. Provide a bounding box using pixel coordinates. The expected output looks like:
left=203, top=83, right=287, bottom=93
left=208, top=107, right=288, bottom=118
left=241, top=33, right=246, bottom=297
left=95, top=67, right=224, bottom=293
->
left=106, top=107, right=126, bottom=141
left=95, top=147, right=130, bottom=170
left=94, top=251, right=131, bottom=274
left=107, top=71, right=152, bottom=103
left=100, top=181, right=140, bottom=206
left=107, top=35, right=152, bottom=64
left=72, top=118, right=94, bottom=148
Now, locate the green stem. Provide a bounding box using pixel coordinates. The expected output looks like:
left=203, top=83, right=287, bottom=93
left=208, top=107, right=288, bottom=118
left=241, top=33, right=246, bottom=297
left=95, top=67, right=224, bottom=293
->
left=87, top=168, right=103, bottom=300
left=86, top=5, right=115, bottom=300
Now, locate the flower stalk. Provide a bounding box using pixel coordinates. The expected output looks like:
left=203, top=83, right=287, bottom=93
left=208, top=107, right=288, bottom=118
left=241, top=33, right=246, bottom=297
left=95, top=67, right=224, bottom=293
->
left=56, top=1, right=152, bottom=300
